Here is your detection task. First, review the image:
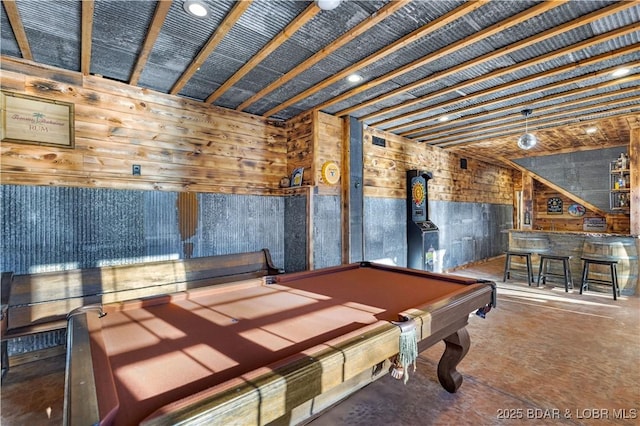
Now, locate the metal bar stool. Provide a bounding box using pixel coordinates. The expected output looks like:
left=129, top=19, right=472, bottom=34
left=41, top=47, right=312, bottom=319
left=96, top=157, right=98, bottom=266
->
left=537, top=254, right=573, bottom=292
left=503, top=251, right=534, bottom=287
left=579, top=257, right=619, bottom=300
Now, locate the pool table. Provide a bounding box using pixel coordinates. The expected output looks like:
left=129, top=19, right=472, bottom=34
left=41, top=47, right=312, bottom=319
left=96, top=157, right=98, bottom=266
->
left=64, top=262, right=495, bottom=426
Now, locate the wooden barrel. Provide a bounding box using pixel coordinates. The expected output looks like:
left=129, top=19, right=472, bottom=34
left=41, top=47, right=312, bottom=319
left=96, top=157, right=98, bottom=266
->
left=510, top=234, right=551, bottom=254
left=508, top=233, right=551, bottom=273
left=582, top=237, right=639, bottom=295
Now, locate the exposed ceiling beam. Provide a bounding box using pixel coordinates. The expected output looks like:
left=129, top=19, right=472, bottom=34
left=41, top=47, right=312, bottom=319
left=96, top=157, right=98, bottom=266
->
left=348, top=0, right=635, bottom=121
left=385, top=45, right=640, bottom=133
left=171, top=0, right=251, bottom=95
left=367, top=21, right=639, bottom=138
left=2, top=0, right=32, bottom=60
left=263, top=0, right=489, bottom=118
left=236, top=0, right=411, bottom=112
left=205, top=2, right=319, bottom=104
left=420, top=83, right=640, bottom=142
left=400, top=59, right=640, bottom=137
left=81, top=0, right=94, bottom=76
left=430, top=102, right=639, bottom=147
left=318, top=0, right=567, bottom=119
left=130, top=0, right=172, bottom=86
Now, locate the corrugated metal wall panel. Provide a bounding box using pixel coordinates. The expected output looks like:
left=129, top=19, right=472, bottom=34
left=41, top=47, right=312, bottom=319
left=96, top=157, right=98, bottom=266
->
left=7, top=330, right=66, bottom=357
left=313, top=194, right=342, bottom=269
left=1, top=186, right=285, bottom=275
left=1, top=185, right=286, bottom=355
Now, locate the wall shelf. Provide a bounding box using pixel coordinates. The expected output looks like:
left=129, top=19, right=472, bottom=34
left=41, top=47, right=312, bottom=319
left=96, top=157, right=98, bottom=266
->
left=609, top=160, right=631, bottom=212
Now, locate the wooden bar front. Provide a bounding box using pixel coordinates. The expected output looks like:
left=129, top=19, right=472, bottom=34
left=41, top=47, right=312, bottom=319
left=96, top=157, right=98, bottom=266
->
left=508, top=230, right=639, bottom=295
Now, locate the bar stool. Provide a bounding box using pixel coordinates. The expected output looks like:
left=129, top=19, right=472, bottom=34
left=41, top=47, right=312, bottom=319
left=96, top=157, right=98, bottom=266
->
left=580, top=257, right=619, bottom=300
left=537, top=254, right=573, bottom=292
left=503, top=251, right=534, bottom=287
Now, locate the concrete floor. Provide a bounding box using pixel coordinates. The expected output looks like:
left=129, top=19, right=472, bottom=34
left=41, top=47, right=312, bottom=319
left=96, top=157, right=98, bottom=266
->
left=1, top=257, right=639, bottom=425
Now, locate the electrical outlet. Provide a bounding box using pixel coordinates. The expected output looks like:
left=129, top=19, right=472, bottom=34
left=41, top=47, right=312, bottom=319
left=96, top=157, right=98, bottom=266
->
left=132, top=165, right=141, bottom=175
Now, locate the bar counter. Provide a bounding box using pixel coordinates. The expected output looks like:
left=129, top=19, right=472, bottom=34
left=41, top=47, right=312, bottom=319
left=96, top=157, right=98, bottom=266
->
left=507, top=230, right=639, bottom=295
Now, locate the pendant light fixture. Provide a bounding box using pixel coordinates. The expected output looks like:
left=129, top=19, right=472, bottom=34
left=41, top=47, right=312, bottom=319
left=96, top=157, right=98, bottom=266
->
left=517, top=109, right=537, bottom=150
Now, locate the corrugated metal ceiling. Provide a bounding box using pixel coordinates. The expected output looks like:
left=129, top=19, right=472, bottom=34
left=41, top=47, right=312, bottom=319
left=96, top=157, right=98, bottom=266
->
left=1, top=0, right=638, bottom=166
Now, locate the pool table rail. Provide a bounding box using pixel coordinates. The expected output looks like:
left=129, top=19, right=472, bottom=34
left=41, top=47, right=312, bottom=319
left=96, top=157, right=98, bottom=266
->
left=138, top=280, right=495, bottom=424
left=63, top=263, right=496, bottom=426
left=64, top=306, right=119, bottom=426
left=141, top=319, right=403, bottom=425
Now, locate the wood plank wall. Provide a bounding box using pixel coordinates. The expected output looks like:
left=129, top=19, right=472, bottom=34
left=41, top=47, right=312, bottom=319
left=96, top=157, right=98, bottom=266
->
left=363, top=128, right=514, bottom=204
left=532, top=180, right=630, bottom=234
left=1, top=58, right=287, bottom=195
left=3, top=59, right=513, bottom=206
left=285, top=111, right=313, bottom=187
left=285, top=110, right=342, bottom=193
left=314, top=111, right=342, bottom=192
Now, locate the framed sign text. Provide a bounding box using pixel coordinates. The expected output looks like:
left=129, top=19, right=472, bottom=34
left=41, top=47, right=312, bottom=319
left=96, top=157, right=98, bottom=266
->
left=1, top=91, right=75, bottom=148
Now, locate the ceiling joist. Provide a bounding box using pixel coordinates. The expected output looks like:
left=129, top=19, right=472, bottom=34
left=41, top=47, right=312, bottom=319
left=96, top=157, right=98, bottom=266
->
left=206, top=2, right=319, bottom=104
left=263, top=0, right=489, bottom=118
left=386, top=45, right=640, bottom=134
left=432, top=103, right=638, bottom=147
left=354, top=0, right=638, bottom=123
left=398, top=55, right=640, bottom=137
left=130, top=0, right=172, bottom=86
left=2, top=0, right=32, bottom=60
left=236, top=0, right=411, bottom=112
left=171, top=0, right=253, bottom=96
left=1, top=0, right=637, bottom=167
left=81, top=0, right=94, bottom=76
left=422, top=86, right=640, bottom=143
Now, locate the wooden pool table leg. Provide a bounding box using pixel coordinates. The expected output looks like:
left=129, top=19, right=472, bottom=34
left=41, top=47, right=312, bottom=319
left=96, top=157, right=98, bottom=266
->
left=437, top=327, right=470, bottom=393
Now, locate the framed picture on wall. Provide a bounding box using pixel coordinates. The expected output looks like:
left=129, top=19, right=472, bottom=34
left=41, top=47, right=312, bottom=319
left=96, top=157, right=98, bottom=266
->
left=1, top=91, right=75, bottom=148
left=546, top=197, right=563, bottom=214
left=290, top=167, right=304, bottom=187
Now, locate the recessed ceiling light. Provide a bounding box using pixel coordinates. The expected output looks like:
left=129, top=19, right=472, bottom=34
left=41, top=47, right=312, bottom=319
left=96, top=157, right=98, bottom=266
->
left=611, top=67, right=630, bottom=78
left=586, top=127, right=598, bottom=134
left=183, top=0, right=209, bottom=18
left=347, top=73, right=363, bottom=83
left=438, top=115, right=450, bottom=122
left=316, top=0, right=342, bottom=11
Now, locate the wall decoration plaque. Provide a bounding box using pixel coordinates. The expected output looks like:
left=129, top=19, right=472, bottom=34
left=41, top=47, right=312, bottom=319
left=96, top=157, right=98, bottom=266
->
left=583, top=217, right=606, bottom=232
left=1, top=91, right=74, bottom=148
left=547, top=197, right=563, bottom=214
left=321, top=161, right=340, bottom=185
left=290, top=167, right=304, bottom=187
left=568, top=204, right=586, bottom=217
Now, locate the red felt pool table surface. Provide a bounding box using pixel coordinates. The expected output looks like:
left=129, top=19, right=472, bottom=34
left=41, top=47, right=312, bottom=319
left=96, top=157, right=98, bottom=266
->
left=67, top=262, right=494, bottom=425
